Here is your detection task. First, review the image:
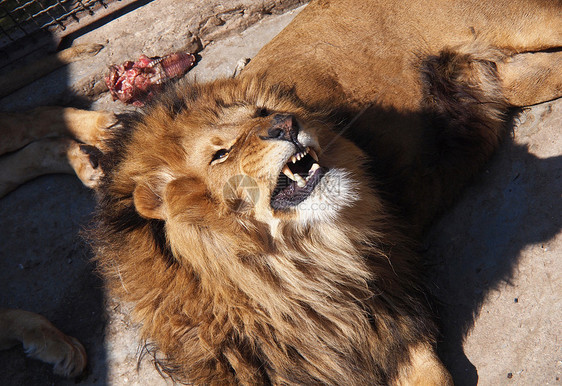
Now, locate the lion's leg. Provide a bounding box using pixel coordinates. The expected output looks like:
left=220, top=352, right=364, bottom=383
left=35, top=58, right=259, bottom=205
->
left=448, top=0, right=561, bottom=55
left=393, top=344, right=453, bottom=386
left=483, top=0, right=561, bottom=107
left=0, top=137, right=103, bottom=198
left=0, top=107, right=115, bottom=155
left=498, top=51, right=562, bottom=107
left=495, top=9, right=561, bottom=54
left=0, top=308, right=86, bottom=377
left=55, top=107, right=117, bottom=148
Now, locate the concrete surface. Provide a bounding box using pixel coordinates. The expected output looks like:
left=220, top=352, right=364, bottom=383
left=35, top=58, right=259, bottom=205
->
left=427, top=101, right=562, bottom=385
left=0, top=0, right=560, bottom=385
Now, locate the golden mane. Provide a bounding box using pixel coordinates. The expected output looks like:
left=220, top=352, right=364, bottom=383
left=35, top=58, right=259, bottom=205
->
left=90, top=78, right=436, bottom=384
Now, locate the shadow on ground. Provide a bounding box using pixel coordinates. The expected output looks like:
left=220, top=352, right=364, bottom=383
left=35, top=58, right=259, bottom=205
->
left=0, top=33, right=109, bottom=385
left=426, top=135, right=561, bottom=384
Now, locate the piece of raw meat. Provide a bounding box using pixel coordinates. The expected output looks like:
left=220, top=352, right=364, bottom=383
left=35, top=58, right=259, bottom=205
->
left=105, top=52, right=196, bottom=106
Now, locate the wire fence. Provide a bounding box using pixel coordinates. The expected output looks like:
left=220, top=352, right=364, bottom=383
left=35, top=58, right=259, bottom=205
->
left=0, top=0, right=115, bottom=47
left=0, top=0, right=142, bottom=68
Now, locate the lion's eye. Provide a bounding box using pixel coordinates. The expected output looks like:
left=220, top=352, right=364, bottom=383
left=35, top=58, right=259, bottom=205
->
left=210, top=148, right=230, bottom=164
left=255, top=108, right=271, bottom=118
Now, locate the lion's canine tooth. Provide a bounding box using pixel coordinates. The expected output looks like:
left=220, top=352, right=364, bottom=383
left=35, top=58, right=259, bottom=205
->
left=309, top=148, right=319, bottom=162
left=282, top=165, right=297, bottom=181
left=309, top=163, right=320, bottom=173
left=294, top=174, right=306, bottom=187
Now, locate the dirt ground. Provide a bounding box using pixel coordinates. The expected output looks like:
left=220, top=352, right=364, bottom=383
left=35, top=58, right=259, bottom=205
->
left=0, top=1, right=560, bottom=385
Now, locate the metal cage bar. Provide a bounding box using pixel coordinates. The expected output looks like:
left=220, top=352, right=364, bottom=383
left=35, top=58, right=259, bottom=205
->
left=0, top=0, right=128, bottom=50
left=0, top=0, right=141, bottom=69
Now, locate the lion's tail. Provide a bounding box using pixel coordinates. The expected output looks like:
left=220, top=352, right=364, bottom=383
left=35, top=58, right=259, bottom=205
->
left=409, top=45, right=511, bottom=228
left=421, top=44, right=509, bottom=165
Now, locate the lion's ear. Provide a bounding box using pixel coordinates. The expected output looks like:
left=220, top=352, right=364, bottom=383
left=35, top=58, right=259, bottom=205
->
left=134, top=176, right=213, bottom=223
left=165, top=176, right=213, bottom=224
left=133, top=181, right=166, bottom=220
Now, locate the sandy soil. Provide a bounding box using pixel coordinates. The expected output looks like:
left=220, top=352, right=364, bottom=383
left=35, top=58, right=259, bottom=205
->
left=0, top=1, right=560, bottom=385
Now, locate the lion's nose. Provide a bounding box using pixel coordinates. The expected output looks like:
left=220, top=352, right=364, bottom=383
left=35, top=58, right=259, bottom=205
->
left=265, top=114, right=300, bottom=143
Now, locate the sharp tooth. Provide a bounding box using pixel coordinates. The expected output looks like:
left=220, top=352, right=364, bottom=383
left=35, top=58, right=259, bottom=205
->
left=309, top=148, right=319, bottom=162
left=307, top=163, right=320, bottom=181
left=282, top=165, right=297, bottom=181
left=294, top=174, right=306, bottom=187
left=297, top=153, right=302, bottom=161
left=309, top=163, right=320, bottom=174
left=291, top=156, right=297, bottom=163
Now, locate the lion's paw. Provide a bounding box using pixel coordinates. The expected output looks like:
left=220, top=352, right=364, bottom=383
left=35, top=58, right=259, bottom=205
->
left=19, top=315, right=87, bottom=378
left=66, top=142, right=105, bottom=189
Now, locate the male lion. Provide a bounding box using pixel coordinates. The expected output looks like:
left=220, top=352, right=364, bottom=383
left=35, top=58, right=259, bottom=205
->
left=86, top=0, right=561, bottom=384
left=2, top=0, right=561, bottom=384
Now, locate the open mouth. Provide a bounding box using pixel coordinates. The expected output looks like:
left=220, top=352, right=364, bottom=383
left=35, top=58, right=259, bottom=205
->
left=270, top=147, right=326, bottom=210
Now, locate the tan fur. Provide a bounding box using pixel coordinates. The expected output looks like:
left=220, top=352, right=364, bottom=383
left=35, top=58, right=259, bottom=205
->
left=2, top=0, right=560, bottom=383
left=0, top=107, right=115, bottom=197
left=241, top=0, right=561, bottom=231
left=91, top=78, right=443, bottom=384
left=0, top=308, right=86, bottom=378
left=89, top=0, right=561, bottom=384
left=396, top=344, right=454, bottom=386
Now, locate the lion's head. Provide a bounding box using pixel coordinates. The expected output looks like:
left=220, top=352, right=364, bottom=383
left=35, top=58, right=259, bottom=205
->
left=115, top=77, right=369, bottom=234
